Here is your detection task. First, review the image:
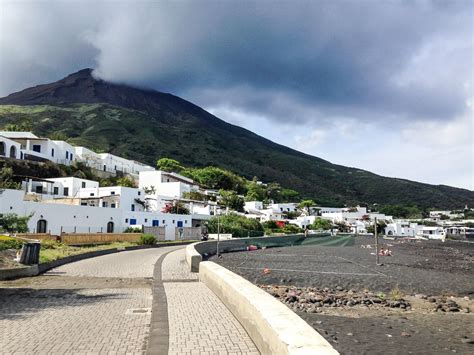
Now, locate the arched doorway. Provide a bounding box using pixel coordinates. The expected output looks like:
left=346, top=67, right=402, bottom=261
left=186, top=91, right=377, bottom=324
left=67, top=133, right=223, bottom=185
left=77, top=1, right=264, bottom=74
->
left=9, top=145, right=16, bottom=159
left=0, top=142, right=5, bottom=156
left=37, top=219, right=47, bottom=233
left=106, top=221, right=114, bottom=233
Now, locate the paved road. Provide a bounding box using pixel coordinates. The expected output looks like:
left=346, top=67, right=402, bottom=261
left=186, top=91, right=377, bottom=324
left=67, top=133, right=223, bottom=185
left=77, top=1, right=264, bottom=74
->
left=0, top=246, right=181, bottom=355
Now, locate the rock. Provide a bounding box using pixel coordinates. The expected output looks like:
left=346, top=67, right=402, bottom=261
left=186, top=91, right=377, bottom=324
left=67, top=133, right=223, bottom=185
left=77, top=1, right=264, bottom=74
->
left=461, top=338, right=474, bottom=344
left=400, top=303, right=406, bottom=309
left=447, top=307, right=459, bottom=312
left=401, top=332, right=411, bottom=337
left=415, top=294, right=427, bottom=299
left=336, top=286, right=343, bottom=291
left=347, top=289, right=355, bottom=295
left=463, top=296, right=470, bottom=301
left=463, top=307, right=470, bottom=313
left=428, top=297, right=437, bottom=303
left=347, top=333, right=353, bottom=336
left=372, top=298, right=382, bottom=304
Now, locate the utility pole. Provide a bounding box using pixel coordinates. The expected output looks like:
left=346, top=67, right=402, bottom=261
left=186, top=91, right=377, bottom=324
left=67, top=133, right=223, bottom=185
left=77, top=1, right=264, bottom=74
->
left=374, top=217, right=379, bottom=265
left=216, top=209, right=221, bottom=258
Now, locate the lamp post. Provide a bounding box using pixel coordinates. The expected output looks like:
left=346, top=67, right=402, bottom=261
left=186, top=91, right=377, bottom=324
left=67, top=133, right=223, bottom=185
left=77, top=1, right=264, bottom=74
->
left=217, top=210, right=221, bottom=258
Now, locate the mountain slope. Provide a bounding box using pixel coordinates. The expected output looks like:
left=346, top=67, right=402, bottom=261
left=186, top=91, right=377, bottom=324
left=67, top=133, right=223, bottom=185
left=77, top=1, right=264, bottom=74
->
left=0, top=69, right=472, bottom=208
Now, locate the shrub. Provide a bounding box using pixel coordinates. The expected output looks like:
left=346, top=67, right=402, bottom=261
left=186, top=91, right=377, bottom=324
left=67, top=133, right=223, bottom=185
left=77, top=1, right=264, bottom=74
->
left=0, top=236, right=23, bottom=250
left=281, top=223, right=303, bottom=234
left=124, top=227, right=142, bottom=233
left=40, top=240, right=64, bottom=249
left=138, top=234, right=157, bottom=245
left=0, top=213, right=31, bottom=233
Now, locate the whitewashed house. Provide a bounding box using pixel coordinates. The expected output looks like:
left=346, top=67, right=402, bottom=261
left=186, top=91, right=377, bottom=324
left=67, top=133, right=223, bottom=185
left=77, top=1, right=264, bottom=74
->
left=419, top=226, right=446, bottom=240
left=0, top=132, right=75, bottom=165
left=385, top=221, right=422, bottom=237
left=0, top=135, right=22, bottom=159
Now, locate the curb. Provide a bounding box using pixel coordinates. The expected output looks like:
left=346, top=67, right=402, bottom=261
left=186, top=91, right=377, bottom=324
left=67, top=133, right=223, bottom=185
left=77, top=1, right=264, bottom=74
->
left=199, top=261, right=339, bottom=355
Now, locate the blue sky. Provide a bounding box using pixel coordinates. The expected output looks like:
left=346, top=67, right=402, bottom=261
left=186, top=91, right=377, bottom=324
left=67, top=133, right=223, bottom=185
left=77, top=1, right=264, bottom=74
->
left=0, top=0, right=472, bottom=189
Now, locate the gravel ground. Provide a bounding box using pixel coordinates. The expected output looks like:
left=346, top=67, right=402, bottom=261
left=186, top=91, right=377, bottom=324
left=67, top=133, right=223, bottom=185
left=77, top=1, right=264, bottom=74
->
left=211, top=237, right=474, bottom=354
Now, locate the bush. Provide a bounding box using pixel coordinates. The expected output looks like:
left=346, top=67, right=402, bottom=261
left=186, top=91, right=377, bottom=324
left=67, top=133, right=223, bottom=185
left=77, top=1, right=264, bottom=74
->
left=124, top=227, right=142, bottom=233
left=138, top=234, right=157, bottom=245
left=281, top=224, right=303, bottom=234
left=0, top=236, right=23, bottom=250
left=0, top=213, right=30, bottom=233
left=206, top=213, right=264, bottom=238
left=40, top=240, right=64, bottom=249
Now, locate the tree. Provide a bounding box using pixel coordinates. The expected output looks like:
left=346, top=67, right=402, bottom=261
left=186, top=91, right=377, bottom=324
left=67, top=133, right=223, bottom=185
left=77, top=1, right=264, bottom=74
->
left=219, top=190, right=244, bottom=212
left=265, top=182, right=282, bottom=202
left=280, top=188, right=300, bottom=202
left=182, top=191, right=207, bottom=201
left=162, top=201, right=190, bottom=215
left=156, top=158, right=184, bottom=173
left=0, top=213, right=31, bottom=233
left=281, top=223, right=303, bottom=234
left=184, top=166, right=247, bottom=193
left=367, top=220, right=387, bottom=234
left=206, top=213, right=263, bottom=238
left=0, top=166, right=21, bottom=190
left=298, top=200, right=315, bottom=214
left=116, top=177, right=136, bottom=187
left=311, top=218, right=332, bottom=230
left=245, top=178, right=266, bottom=201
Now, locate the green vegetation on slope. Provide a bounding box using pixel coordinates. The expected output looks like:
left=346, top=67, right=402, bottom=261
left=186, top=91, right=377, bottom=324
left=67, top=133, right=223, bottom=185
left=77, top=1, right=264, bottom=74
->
left=0, top=102, right=471, bottom=209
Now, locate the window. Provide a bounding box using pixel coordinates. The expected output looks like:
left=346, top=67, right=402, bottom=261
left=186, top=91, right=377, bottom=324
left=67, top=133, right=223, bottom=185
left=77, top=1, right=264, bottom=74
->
left=81, top=202, right=87, bottom=206
left=103, top=165, right=106, bottom=171
left=82, top=182, right=86, bottom=188
left=53, top=187, right=59, bottom=195
left=114, top=165, right=117, bottom=170
left=111, top=203, right=116, bottom=208
left=280, top=208, right=283, bottom=211
left=172, top=220, right=175, bottom=224
left=64, top=187, right=69, bottom=196
left=130, top=219, right=137, bottom=225
left=144, top=218, right=148, bottom=223
left=177, top=221, right=183, bottom=227
left=185, top=220, right=188, bottom=224
left=152, top=220, right=159, bottom=226
left=111, top=191, right=115, bottom=195
left=138, top=191, right=141, bottom=196
left=162, top=220, right=165, bottom=224
left=102, top=202, right=108, bottom=207
left=32, top=145, right=41, bottom=153
left=131, top=204, right=135, bottom=211
left=51, top=148, right=55, bottom=157
left=66, top=151, right=69, bottom=159
left=90, top=193, right=94, bottom=197
left=35, top=186, right=43, bottom=194
left=70, top=153, right=73, bottom=160
left=125, top=218, right=129, bottom=223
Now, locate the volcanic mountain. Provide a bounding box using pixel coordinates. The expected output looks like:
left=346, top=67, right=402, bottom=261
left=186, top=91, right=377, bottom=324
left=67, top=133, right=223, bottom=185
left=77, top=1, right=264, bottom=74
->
left=0, top=69, right=472, bottom=208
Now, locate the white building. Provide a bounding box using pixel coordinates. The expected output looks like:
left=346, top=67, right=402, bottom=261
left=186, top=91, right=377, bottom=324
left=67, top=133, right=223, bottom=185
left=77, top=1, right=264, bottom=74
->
left=0, top=132, right=75, bottom=166
left=419, top=226, right=446, bottom=240
left=139, top=170, right=198, bottom=199
left=74, top=147, right=155, bottom=177
left=244, top=201, right=264, bottom=212
left=0, top=188, right=208, bottom=239
left=0, top=135, right=21, bottom=159
left=270, top=203, right=298, bottom=213
left=385, top=221, right=422, bottom=237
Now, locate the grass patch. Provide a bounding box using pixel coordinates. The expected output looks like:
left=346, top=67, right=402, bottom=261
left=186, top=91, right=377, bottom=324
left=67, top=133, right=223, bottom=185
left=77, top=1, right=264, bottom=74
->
left=38, top=239, right=191, bottom=263
left=390, top=285, right=405, bottom=301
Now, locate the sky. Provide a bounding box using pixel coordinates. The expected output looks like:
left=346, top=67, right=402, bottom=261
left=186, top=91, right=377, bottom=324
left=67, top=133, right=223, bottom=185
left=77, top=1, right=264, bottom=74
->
left=0, top=0, right=473, bottom=190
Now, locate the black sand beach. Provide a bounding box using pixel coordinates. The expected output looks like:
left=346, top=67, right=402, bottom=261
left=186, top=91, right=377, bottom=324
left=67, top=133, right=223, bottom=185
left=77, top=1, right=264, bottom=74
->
left=211, top=237, right=474, bottom=354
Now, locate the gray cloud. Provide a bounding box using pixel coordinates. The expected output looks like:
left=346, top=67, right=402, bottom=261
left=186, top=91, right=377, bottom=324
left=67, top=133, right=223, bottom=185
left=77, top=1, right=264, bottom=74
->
left=0, top=0, right=472, bottom=126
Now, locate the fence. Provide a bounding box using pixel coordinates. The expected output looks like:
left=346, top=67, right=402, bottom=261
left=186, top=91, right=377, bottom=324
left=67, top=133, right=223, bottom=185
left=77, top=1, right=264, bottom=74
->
left=59, top=233, right=142, bottom=245
left=175, top=227, right=201, bottom=241
left=14, top=233, right=57, bottom=241
left=143, top=226, right=166, bottom=241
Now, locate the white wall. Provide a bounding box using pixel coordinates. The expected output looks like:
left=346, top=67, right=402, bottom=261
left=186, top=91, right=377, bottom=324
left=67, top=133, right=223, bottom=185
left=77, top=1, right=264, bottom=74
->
left=0, top=135, right=21, bottom=159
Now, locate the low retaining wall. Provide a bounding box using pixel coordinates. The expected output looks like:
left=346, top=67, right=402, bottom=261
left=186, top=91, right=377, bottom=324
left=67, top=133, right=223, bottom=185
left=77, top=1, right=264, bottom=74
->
left=0, top=265, right=39, bottom=281
left=186, top=234, right=334, bottom=272
left=199, top=261, right=338, bottom=354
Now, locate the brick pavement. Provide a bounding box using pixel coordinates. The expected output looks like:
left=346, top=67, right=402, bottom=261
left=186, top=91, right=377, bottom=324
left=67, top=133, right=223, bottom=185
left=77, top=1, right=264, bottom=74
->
left=0, top=246, right=179, bottom=355
left=158, top=249, right=259, bottom=354
left=48, top=246, right=183, bottom=278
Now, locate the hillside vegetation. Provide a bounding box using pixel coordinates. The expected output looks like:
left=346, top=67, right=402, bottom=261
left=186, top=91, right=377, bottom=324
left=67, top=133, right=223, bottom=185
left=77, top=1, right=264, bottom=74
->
left=0, top=69, right=472, bottom=209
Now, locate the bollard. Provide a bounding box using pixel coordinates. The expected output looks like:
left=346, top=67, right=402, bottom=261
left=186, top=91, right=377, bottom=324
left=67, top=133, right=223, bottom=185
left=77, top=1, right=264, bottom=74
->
left=19, top=242, right=41, bottom=265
